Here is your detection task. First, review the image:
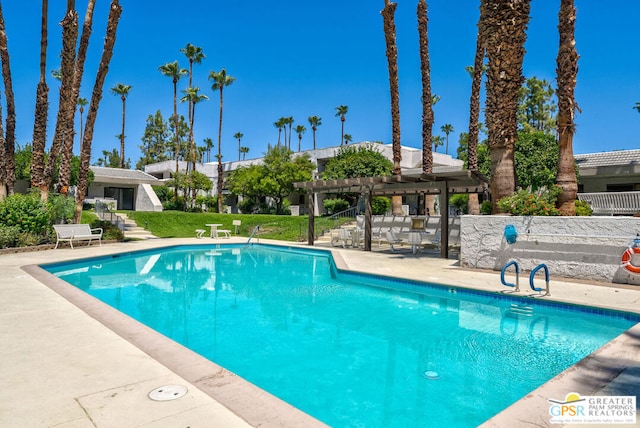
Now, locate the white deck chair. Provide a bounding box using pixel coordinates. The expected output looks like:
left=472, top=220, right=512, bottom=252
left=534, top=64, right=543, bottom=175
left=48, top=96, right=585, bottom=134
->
left=385, top=230, right=405, bottom=252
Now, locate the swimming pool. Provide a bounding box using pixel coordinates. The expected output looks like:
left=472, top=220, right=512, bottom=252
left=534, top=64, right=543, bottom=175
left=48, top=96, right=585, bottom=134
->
left=42, top=244, right=640, bottom=427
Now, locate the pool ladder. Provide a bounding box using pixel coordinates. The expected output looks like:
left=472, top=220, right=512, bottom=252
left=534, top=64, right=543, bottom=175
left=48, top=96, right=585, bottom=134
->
left=245, top=225, right=260, bottom=247
left=500, top=261, right=550, bottom=296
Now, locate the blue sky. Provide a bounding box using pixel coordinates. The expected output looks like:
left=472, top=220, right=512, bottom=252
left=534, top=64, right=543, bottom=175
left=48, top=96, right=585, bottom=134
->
left=3, top=1, right=639, bottom=165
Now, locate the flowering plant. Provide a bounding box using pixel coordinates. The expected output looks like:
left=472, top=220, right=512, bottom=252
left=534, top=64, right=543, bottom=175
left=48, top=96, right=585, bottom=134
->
left=496, top=185, right=562, bottom=216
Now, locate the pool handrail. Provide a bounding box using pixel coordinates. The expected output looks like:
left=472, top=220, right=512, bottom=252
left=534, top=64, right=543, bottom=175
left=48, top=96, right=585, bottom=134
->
left=529, top=263, right=551, bottom=296
left=500, top=260, right=520, bottom=291
left=245, top=225, right=260, bottom=246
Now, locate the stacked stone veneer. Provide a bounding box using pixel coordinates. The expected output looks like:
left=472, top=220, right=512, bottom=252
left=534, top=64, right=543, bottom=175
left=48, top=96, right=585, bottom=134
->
left=460, top=215, right=640, bottom=284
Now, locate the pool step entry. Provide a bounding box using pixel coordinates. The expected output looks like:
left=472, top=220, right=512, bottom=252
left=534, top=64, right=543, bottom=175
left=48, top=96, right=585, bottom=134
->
left=500, top=261, right=550, bottom=296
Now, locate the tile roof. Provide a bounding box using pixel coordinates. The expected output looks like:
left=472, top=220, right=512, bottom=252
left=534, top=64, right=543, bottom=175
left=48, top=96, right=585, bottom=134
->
left=574, top=149, right=640, bottom=168
left=90, top=166, right=160, bottom=181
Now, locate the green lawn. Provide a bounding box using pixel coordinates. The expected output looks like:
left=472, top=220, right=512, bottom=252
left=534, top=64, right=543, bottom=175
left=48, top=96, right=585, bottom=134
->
left=126, top=211, right=352, bottom=242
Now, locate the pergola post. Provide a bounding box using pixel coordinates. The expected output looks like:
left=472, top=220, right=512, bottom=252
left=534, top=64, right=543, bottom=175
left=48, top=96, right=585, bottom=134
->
left=438, top=181, right=449, bottom=259
left=307, top=191, right=315, bottom=245
left=364, top=189, right=372, bottom=251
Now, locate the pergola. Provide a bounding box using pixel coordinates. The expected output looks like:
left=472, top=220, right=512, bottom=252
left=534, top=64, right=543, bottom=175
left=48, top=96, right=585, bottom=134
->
left=294, top=169, right=489, bottom=258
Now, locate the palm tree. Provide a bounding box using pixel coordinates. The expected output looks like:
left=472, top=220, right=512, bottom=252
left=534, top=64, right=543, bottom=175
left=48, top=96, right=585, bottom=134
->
left=382, top=0, right=403, bottom=216
left=180, top=86, right=208, bottom=173
left=209, top=68, right=235, bottom=213
left=555, top=0, right=579, bottom=215
left=58, top=0, right=96, bottom=196
left=634, top=102, right=640, bottom=113
left=110, top=83, right=132, bottom=168
left=432, top=135, right=444, bottom=152
left=274, top=118, right=285, bottom=146
left=335, top=105, right=348, bottom=145
left=159, top=61, right=187, bottom=175
left=308, top=116, right=322, bottom=150
left=286, top=116, right=294, bottom=150
left=76, top=98, right=88, bottom=147
left=239, top=146, right=249, bottom=160
left=343, top=133, right=353, bottom=145
left=75, top=0, right=122, bottom=222
left=440, top=124, right=454, bottom=155
left=466, top=21, right=487, bottom=215
left=294, top=125, right=306, bottom=152
left=30, top=0, right=49, bottom=195
left=418, top=0, right=433, bottom=176
left=233, top=132, right=243, bottom=160
left=203, top=137, right=214, bottom=162
left=180, top=44, right=205, bottom=131
left=482, top=0, right=531, bottom=212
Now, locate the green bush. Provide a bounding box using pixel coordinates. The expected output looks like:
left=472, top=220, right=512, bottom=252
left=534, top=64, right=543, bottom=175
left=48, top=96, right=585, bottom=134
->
left=90, top=219, right=125, bottom=241
left=48, top=194, right=75, bottom=224
left=371, top=196, right=391, bottom=215
left=497, top=186, right=561, bottom=216
left=0, top=193, right=50, bottom=234
left=0, top=225, right=21, bottom=248
left=480, top=201, right=493, bottom=215
left=449, top=194, right=468, bottom=215
left=323, top=198, right=350, bottom=215
left=575, top=199, right=592, bottom=216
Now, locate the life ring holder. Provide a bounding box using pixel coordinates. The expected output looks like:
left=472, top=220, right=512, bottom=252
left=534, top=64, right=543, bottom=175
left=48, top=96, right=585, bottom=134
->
left=621, top=246, right=640, bottom=274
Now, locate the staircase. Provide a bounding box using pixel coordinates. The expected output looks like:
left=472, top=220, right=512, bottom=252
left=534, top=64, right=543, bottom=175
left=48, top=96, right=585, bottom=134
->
left=119, top=213, right=158, bottom=240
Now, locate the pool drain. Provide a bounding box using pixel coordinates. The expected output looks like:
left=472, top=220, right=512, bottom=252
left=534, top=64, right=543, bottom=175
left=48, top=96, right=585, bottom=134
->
left=423, top=370, right=440, bottom=380
left=148, top=385, right=188, bottom=401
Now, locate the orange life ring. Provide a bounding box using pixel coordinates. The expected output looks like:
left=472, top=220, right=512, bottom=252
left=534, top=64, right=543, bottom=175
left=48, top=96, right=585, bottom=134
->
left=621, top=247, right=640, bottom=274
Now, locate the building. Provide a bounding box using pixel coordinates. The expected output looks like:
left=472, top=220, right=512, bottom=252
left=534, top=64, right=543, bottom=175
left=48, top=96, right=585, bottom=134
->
left=575, top=149, right=640, bottom=193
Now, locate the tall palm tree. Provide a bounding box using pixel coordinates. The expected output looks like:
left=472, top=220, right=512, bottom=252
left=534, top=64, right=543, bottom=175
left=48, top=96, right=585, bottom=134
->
left=110, top=83, right=132, bottom=168
left=239, top=146, right=249, bottom=160
left=308, top=116, right=322, bottom=150
left=382, top=0, right=403, bottom=215
left=209, top=68, right=235, bottom=213
left=76, top=98, right=88, bottom=148
left=30, top=0, right=49, bottom=194
left=159, top=61, right=187, bottom=175
left=343, top=133, right=353, bottom=145
left=274, top=118, right=285, bottom=146
left=432, top=135, right=444, bottom=152
left=555, top=0, right=579, bottom=215
left=335, top=105, right=348, bottom=145
left=441, top=123, right=454, bottom=154
left=0, top=3, right=17, bottom=197
left=482, top=0, right=531, bottom=212
left=203, top=137, right=214, bottom=162
left=58, top=0, right=96, bottom=196
left=233, top=132, right=243, bottom=160
left=75, top=0, right=122, bottom=222
left=294, top=125, right=306, bottom=152
left=180, top=44, right=205, bottom=131
left=286, top=116, right=294, bottom=150
left=417, top=0, right=433, bottom=176
left=466, top=20, right=486, bottom=215
left=180, top=86, right=208, bottom=173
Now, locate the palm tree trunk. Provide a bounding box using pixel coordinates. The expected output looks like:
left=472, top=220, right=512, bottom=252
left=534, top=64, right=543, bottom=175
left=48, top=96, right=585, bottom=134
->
left=482, top=0, right=530, bottom=213
left=120, top=95, right=126, bottom=168
left=43, top=6, right=78, bottom=200
left=217, top=88, right=224, bottom=213
left=381, top=0, right=403, bottom=216
left=555, top=0, right=578, bottom=215
left=74, top=0, right=122, bottom=222
left=58, top=0, right=94, bottom=195
left=0, top=94, right=6, bottom=199
left=31, top=1, right=49, bottom=194
left=417, top=0, right=433, bottom=177
left=467, top=12, right=485, bottom=215
left=0, top=3, right=16, bottom=195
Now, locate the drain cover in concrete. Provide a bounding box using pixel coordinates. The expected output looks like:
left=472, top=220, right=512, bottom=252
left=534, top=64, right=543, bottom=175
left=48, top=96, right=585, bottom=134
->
left=148, top=385, right=188, bottom=401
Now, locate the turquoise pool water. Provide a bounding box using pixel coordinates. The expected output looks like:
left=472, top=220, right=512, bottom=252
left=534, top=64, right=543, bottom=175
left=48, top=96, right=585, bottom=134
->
left=43, top=244, right=640, bottom=427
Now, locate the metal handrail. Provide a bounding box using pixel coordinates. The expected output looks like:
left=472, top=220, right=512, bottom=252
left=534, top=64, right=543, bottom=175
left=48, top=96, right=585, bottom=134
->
left=95, top=201, right=126, bottom=231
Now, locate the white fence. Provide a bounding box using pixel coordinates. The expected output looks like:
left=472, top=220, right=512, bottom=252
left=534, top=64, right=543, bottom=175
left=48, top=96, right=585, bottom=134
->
left=578, top=191, right=640, bottom=215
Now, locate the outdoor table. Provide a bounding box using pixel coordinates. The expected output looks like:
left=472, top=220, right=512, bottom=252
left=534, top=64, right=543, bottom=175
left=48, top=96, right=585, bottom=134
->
left=205, top=223, right=223, bottom=238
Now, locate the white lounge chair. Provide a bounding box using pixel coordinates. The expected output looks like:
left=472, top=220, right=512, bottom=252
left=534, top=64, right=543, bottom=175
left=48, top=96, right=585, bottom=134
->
left=385, top=230, right=405, bottom=252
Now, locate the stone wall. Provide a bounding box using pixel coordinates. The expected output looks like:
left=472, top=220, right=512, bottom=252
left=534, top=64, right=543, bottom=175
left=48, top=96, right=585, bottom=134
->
left=460, top=215, right=640, bottom=284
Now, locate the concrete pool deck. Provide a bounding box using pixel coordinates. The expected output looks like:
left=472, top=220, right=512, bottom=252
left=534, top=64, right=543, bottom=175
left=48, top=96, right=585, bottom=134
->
left=1, top=237, right=639, bottom=427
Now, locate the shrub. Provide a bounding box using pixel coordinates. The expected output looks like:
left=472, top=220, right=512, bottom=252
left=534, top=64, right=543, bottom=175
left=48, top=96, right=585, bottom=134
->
left=496, top=186, right=561, bottom=216
left=480, top=201, right=493, bottom=215
left=0, top=193, right=50, bottom=234
left=449, top=194, right=468, bottom=215
left=48, top=194, right=75, bottom=224
left=575, top=199, right=592, bottom=216
left=323, top=198, right=350, bottom=215
left=0, top=225, right=21, bottom=248
left=90, top=219, right=125, bottom=241
left=371, top=196, right=391, bottom=215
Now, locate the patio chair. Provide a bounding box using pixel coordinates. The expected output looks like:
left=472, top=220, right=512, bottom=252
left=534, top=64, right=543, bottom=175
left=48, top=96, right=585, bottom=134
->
left=385, top=230, right=405, bottom=252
